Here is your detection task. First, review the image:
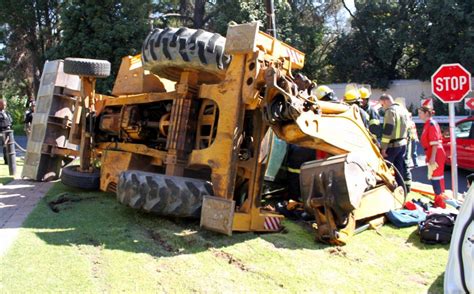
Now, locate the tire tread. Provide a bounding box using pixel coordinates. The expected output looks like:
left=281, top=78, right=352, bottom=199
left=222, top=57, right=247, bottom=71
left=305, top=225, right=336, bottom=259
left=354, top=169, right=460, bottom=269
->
left=117, top=171, right=212, bottom=218
left=63, top=58, right=111, bottom=78
left=141, top=27, right=231, bottom=84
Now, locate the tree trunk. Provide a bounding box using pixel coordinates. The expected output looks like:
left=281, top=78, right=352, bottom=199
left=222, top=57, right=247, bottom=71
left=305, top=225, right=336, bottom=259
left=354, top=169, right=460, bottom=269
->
left=193, top=0, right=206, bottom=29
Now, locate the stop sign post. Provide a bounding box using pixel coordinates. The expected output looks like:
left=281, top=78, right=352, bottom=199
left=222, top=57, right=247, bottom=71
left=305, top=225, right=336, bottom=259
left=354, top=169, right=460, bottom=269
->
left=431, top=63, right=472, bottom=199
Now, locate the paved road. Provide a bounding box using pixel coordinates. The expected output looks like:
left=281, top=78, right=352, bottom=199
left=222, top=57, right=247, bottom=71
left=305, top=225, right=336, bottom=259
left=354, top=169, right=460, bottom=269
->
left=14, top=135, right=28, bottom=154
left=411, top=143, right=470, bottom=194
left=411, top=165, right=470, bottom=194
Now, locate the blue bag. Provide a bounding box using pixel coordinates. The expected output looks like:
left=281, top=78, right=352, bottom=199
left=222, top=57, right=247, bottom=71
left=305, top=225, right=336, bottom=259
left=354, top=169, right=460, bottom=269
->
left=386, top=208, right=427, bottom=228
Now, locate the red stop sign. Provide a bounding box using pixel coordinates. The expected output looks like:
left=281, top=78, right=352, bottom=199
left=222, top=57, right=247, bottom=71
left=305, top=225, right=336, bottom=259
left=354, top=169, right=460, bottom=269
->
left=431, top=63, right=472, bottom=103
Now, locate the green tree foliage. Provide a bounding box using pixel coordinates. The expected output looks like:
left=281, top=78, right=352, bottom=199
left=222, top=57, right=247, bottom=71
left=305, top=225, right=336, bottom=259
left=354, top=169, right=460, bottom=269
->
left=414, top=0, right=473, bottom=79
left=0, top=0, right=60, bottom=124
left=273, top=1, right=336, bottom=82
left=153, top=0, right=216, bottom=29
left=0, top=0, right=60, bottom=97
left=330, top=1, right=426, bottom=88
left=0, top=82, right=28, bottom=125
left=330, top=0, right=473, bottom=89
left=55, top=0, right=152, bottom=92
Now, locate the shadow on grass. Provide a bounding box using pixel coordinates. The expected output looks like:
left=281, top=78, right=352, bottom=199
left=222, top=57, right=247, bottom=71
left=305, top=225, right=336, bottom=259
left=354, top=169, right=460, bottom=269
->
left=23, top=182, right=329, bottom=259
left=428, top=272, right=444, bottom=294
left=0, top=176, right=14, bottom=185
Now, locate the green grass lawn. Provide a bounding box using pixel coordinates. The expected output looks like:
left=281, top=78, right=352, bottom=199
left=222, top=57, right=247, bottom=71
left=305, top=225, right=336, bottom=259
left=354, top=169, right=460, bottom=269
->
left=0, top=182, right=448, bottom=293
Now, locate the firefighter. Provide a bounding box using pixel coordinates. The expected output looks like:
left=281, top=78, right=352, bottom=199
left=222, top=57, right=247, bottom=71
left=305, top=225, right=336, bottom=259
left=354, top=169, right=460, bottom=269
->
left=315, top=85, right=337, bottom=102
left=0, top=99, right=13, bottom=164
left=359, top=87, right=382, bottom=141
left=343, top=88, right=370, bottom=128
left=379, top=94, right=411, bottom=192
left=286, top=144, right=316, bottom=201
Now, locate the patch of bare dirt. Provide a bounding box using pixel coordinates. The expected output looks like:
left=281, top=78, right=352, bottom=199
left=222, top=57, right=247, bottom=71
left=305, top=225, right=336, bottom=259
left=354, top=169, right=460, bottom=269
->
left=325, top=246, right=362, bottom=262
left=48, top=193, right=97, bottom=213
left=147, top=230, right=175, bottom=253
left=210, top=248, right=249, bottom=271
left=326, top=246, right=348, bottom=257
left=408, top=274, right=429, bottom=286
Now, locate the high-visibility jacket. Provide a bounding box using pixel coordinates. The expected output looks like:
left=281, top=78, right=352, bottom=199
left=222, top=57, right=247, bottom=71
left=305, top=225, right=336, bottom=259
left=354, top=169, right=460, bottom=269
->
left=381, top=103, right=408, bottom=150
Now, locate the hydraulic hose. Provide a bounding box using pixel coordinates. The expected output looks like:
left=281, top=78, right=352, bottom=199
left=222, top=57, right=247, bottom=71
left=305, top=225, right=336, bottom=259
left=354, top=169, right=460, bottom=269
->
left=384, top=159, right=408, bottom=200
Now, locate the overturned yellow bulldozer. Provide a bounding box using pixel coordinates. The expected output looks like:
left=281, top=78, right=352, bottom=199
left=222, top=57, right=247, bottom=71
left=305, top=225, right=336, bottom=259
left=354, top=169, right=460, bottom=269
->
left=23, top=22, right=405, bottom=245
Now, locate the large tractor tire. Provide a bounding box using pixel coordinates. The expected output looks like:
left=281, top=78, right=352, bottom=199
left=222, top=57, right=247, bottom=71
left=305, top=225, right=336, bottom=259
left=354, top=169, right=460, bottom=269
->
left=63, top=58, right=111, bottom=78
left=61, top=165, right=100, bottom=190
left=117, top=171, right=213, bottom=218
left=141, top=27, right=231, bottom=84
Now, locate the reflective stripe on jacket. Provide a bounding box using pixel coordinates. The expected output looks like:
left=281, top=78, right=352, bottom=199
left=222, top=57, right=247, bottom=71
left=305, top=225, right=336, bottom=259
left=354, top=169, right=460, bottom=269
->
left=381, top=103, right=408, bottom=149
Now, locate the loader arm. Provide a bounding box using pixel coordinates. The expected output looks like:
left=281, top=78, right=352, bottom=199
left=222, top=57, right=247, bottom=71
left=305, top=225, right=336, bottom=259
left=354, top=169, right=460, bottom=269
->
left=263, top=72, right=396, bottom=190
left=225, top=22, right=404, bottom=244
left=259, top=69, right=403, bottom=245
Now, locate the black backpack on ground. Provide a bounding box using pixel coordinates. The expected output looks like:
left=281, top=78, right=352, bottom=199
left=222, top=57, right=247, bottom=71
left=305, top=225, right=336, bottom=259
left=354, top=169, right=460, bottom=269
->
left=418, top=213, right=456, bottom=244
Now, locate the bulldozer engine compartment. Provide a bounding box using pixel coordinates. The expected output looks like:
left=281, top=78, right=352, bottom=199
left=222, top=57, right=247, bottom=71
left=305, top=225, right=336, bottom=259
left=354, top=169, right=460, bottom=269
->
left=96, top=99, right=219, bottom=151
left=24, top=22, right=404, bottom=245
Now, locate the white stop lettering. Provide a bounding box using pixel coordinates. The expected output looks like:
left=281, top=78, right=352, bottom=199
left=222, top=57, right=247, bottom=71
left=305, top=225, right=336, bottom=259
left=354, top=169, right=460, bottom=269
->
left=435, top=76, right=467, bottom=91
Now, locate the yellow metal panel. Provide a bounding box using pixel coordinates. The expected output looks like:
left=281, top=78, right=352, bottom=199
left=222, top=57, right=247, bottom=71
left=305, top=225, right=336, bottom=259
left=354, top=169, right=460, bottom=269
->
left=232, top=210, right=284, bottom=232
left=256, top=31, right=305, bottom=70
left=354, top=185, right=405, bottom=220
left=112, top=55, right=175, bottom=95
left=232, top=212, right=252, bottom=231
left=96, top=142, right=166, bottom=165
left=103, top=92, right=176, bottom=107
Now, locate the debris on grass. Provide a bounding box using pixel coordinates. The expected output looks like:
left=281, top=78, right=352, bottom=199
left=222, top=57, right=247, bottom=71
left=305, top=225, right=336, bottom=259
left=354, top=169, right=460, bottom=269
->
left=326, top=246, right=347, bottom=257
left=210, top=248, right=249, bottom=271
left=147, top=230, right=176, bottom=253
left=408, top=274, right=429, bottom=286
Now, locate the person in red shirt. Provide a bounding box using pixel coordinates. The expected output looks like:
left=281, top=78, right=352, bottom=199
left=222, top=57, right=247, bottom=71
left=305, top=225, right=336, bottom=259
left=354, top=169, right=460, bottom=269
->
left=417, top=105, right=447, bottom=207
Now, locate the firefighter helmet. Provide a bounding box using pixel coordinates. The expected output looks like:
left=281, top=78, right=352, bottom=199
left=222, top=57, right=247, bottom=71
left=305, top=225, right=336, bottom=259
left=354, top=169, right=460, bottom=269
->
left=344, top=89, right=361, bottom=102
left=315, top=85, right=335, bottom=101
left=359, top=87, right=371, bottom=99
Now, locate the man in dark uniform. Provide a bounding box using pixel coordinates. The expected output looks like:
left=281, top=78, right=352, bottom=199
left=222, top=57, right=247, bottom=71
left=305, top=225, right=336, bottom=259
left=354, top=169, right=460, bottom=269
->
left=24, top=100, right=35, bottom=136
left=359, top=87, right=382, bottom=141
left=286, top=144, right=316, bottom=201
left=0, top=99, right=13, bottom=164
